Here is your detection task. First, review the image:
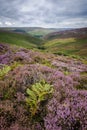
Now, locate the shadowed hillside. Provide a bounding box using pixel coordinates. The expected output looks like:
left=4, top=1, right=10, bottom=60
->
left=44, top=28, right=87, bottom=40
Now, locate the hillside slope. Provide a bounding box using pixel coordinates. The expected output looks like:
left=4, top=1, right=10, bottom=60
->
left=44, top=28, right=87, bottom=40
left=0, top=28, right=87, bottom=57
left=43, top=28, right=87, bottom=57
left=0, top=27, right=67, bottom=38
left=0, top=43, right=87, bottom=130
left=0, top=30, right=43, bottom=49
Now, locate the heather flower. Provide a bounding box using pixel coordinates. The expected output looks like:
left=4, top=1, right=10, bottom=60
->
left=0, top=43, right=87, bottom=130
left=44, top=90, right=87, bottom=130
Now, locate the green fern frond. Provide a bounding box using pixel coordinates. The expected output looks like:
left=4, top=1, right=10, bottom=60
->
left=26, top=88, right=37, bottom=100
left=0, top=65, right=11, bottom=79
left=26, top=80, right=53, bottom=116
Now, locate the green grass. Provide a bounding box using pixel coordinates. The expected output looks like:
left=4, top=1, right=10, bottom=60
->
left=0, top=31, right=43, bottom=49
left=44, top=37, right=87, bottom=57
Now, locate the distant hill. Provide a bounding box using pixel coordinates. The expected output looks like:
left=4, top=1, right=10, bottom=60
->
left=26, top=27, right=66, bottom=38
left=12, top=29, right=26, bottom=34
left=0, top=30, right=43, bottom=49
left=0, top=27, right=69, bottom=38
left=44, top=28, right=87, bottom=40
left=43, top=28, right=87, bottom=57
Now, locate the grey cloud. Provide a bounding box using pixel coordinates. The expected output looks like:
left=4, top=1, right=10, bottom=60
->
left=0, top=0, right=87, bottom=27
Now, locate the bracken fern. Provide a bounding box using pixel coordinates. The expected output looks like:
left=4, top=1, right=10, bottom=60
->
left=26, top=80, right=53, bottom=116
left=0, top=65, right=11, bottom=79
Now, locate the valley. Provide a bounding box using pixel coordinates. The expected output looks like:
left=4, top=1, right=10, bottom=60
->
left=0, top=27, right=87, bottom=130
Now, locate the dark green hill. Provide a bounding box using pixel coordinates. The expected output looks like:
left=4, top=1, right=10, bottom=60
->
left=0, top=30, right=43, bottom=49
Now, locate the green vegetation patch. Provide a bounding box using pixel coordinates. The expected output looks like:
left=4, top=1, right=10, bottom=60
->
left=44, top=37, right=87, bottom=57
left=0, top=65, right=11, bottom=79
left=26, top=80, right=53, bottom=117
left=0, top=31, right=43, bottom=49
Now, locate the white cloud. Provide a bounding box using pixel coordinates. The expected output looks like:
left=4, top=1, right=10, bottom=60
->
left=5, top=21, right=12, bottom=26
left=0, top=22, right=2, bottom=25
left=5, top=21, right=15, bottom=26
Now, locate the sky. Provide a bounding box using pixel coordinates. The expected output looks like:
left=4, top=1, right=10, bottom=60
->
left=0, top=0, right=87, bottom=28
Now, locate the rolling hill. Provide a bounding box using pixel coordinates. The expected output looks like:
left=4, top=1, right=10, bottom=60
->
left=0, top=27, right=68, bottom=38
left=44, top=28, right=87, bottom=40
left=0, top=30, right=43, bottom=49
left=0, top=27, right=87, bottom=57
left=43, top=28, right=87, bottom=57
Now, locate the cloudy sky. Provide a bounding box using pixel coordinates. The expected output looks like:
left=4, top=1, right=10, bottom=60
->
left=0, top=0, right=87, bottom=28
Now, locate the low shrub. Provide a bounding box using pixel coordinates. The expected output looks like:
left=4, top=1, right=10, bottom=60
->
left=26, top=80, right=53, bottom=116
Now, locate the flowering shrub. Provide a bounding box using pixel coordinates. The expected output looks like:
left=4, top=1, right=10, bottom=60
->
left=0, top=43, right=10, bottom=54
left=44, top=90, right=87, bottom=130
left=0, top=43, right=87, bottom=130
